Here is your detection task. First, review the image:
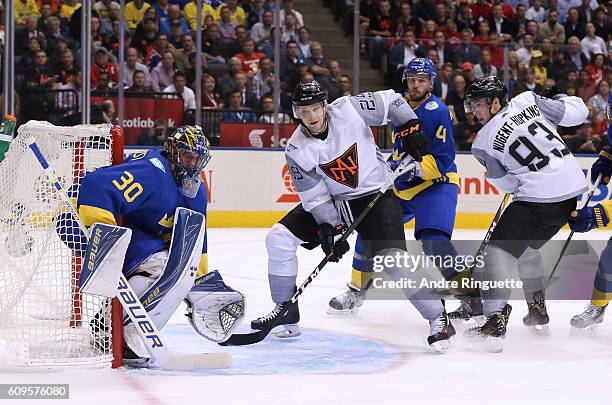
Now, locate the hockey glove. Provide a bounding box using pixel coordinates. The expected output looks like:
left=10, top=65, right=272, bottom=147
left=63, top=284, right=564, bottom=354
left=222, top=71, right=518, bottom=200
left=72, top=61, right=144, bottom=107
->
left=540, top=86, right=564, bottom=99
left=396, top=119, right=430, bottom=162
left=568, top=204, right=609, bottom=233
left=591, top=146, right=612, bottom=185
left=318, top=223, right=350, bottom=262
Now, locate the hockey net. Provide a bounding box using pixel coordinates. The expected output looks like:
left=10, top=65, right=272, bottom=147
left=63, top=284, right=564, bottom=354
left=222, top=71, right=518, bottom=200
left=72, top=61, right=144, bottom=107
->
left=0, top=121, right=124, bottom=370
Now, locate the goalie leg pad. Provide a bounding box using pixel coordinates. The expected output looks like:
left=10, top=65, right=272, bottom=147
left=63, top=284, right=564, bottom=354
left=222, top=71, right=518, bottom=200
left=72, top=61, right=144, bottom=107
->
left=185, top=270, right=246, bottom=343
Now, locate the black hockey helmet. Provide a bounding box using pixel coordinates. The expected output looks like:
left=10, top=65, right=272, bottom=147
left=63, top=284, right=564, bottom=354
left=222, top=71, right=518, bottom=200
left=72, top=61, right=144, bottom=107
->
left=292, top=80, right=328, bottom=120
left=464, top=76, right=508, bottom=113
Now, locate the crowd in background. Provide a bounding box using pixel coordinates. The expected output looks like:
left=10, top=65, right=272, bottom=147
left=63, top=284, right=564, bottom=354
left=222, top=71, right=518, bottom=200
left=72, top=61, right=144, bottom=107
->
left=0, top=0, right=610, bottom=152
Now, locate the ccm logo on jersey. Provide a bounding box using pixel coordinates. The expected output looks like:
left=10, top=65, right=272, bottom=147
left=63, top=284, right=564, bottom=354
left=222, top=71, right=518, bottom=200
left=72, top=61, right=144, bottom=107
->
left=319, top=143, right=359, bottom=188
left=119, top=278, right=163, bottom=348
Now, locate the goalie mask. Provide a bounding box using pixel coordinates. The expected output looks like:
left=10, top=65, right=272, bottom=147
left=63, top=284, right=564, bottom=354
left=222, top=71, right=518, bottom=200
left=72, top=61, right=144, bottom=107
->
left=185, top=270, right=245, bottom=343
left=164, top=125, right=211, bottom=198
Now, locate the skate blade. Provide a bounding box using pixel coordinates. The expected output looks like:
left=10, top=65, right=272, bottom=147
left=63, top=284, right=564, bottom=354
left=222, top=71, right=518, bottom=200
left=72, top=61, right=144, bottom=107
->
left=429, top=338, right=452, bottom=353
left=463, top=334, right=505, bottom=353
left=327, top=306, right=360, bottom=316
left=569, top=324, right=599, bottom=337
left=528, top=324, right=551, bottom=337
left=271, top=324, right=301, bottom=339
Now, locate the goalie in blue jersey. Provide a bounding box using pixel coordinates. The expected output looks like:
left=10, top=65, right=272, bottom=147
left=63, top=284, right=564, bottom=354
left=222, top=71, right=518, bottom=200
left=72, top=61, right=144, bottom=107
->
left=59, top=125, right=245, bottom=367
left=328, top=58, right=464, bottom=326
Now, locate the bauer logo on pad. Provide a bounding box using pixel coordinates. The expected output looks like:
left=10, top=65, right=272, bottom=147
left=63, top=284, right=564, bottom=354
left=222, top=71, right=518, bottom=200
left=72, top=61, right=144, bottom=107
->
left=319, top=143, right=359, bottom=188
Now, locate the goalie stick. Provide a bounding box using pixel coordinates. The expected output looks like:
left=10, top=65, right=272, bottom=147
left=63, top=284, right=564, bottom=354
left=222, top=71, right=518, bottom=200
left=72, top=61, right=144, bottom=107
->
left=220, top=155, right=418, bottom=346
left=545, top=174, right=602, bottom=289
left=27, top=138, right=231, bottom=371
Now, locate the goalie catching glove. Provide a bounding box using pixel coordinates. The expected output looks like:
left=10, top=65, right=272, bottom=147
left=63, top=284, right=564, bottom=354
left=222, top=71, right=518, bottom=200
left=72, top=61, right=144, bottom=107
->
left=395, top=119, right=430, bottom=162
left=185, top=270, right=245, bottom=343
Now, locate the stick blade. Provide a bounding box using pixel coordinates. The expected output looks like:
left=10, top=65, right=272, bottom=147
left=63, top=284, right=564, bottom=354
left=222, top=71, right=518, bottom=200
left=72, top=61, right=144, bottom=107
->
left=158, top=352, right=232, bottom=371
left=218, top=329, right=271, bottom=346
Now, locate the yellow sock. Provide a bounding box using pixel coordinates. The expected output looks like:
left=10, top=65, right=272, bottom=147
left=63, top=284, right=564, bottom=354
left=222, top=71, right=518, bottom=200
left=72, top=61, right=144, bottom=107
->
left=351, top=268, right=373, bottom=290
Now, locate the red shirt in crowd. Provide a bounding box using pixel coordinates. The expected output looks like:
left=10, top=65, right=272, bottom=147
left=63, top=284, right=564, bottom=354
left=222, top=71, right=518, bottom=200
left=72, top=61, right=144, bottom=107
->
left=235, top=52, right=266, bottom=74
left=470, top=2, right=493, bottom=21
left=91, top=62, right=119, bottom=88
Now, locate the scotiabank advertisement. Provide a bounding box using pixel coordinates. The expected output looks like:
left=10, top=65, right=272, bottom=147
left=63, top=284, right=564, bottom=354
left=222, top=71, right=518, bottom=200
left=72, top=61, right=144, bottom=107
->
left=91, top=96, right=184, bottom=144
left=128, top=148, right=607, bottom=228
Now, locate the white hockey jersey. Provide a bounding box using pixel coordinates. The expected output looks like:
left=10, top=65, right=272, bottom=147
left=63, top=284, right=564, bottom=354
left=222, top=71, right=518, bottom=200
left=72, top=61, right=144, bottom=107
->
left=286, top=90, right=417, bottom=225
left=471, top=91, right=588, bottom=203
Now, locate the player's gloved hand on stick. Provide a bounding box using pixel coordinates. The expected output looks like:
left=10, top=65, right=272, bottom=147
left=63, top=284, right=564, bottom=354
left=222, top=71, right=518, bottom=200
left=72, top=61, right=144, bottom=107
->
left=591, top=146, right=612, bottom=185
left=318, top=223, right=350, bottom=262
left=396, top=119, right=430, bottom=162
left=568, top=204, right=609, bottom=233
left=540, top=86, right=564, bottom=99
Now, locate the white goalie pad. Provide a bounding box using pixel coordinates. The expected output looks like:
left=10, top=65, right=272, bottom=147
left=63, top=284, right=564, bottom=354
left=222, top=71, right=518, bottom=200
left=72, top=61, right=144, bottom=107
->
left=185, top=270, right=246, bottom=343
left=78, top=223, right=132, bottom=298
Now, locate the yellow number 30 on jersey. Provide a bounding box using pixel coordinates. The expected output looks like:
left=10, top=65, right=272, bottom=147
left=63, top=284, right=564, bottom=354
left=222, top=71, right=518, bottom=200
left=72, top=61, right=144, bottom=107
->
left=112, top=171, right=144, bottom=203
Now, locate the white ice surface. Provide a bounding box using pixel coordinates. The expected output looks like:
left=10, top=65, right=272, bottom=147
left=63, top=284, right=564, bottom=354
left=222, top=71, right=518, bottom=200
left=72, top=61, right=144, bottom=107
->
left=2, top=229, right=611, bottom=405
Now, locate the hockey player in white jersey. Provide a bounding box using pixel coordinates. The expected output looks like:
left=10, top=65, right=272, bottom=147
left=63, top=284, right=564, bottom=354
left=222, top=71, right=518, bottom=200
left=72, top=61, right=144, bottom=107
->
left=462, top=77, right=588, bottom=349
left=251, top=80, right=455, bottom=351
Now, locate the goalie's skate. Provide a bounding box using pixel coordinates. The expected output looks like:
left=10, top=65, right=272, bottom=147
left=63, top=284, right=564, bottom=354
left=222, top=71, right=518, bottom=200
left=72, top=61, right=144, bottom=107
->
left=427, top=310, right=456, bottom=353
left=448, top=293, right=484, bottom=325
left=123, top=343, right=150, bottom=369
left=465, top=304, right=512, bottom=353
left=251, top=301, right=301, bottom=339
left=523, top=290, right=551, bottom=337
left=327, top=283, right=367, bottom=315
left=570, top=303, right=607, bottom=335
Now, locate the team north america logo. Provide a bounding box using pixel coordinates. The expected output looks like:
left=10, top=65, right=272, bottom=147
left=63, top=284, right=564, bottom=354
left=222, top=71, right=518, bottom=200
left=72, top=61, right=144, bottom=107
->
left=319, top=143, right=359, bottom=188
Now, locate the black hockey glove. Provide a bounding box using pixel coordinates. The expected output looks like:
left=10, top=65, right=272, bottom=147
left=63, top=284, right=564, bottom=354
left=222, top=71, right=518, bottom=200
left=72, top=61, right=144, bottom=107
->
left=591, top=146, right=612, bottom=185
left=540, top=86, right=563, bottom=99
left=318, top=223, right=350, bottom=262
left=396, top=119, right=430, bottom=162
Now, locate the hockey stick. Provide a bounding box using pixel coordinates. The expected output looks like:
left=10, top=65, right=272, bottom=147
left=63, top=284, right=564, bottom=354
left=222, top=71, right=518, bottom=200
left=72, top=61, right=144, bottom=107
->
left=220, top=156, right=418, bottom=346
left=27, top=138, right=230, bottom=371
left=545, top=174, right=603, bottom=289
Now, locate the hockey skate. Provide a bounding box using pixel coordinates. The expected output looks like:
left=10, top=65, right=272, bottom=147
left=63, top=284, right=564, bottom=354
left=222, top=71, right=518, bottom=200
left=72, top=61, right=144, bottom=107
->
left=327, top=283, right=367, bottom=315
left=427, top=310, right=456, bottom=353
left=122, top=343, right=150, bottom=368
left=464, top=304, right=512, bottom=353
left=448, top=292, right=484, bottom=325
left=251, top=301, right=301, bottom=338
left=570, top=303, right=607, bottom=335
left=523, top=290, right=550, bottom=336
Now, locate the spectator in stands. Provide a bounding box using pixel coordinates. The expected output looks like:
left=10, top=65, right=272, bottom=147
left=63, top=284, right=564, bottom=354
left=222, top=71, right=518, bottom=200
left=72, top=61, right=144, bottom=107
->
left=442, top=18, right=461, bottom=49
left=445, top=73, right=467, bottom=123
left=540, top=38, right=554, bottom=66
left=585, top=53, right=607, bottom=86
left=564, top=8, right=585, bottom=40
left=280, top=40, right=303, bottom=92
left=322, top=60, right=343, bottom=102
left=280, top=0, right=304, bottom=27
left=93, top=99, right=117, bottom=124
left=168, top=21, right=185, bottom=49
left=55, top=72, right=83, bottom=125
left=246, top=0, right=266, bottom=29
left=136, top=119, right=168, bottom=146
left=235, top=38, right=266, bottom=77
left=577, top=0, right=597, bottom=26
left=489, top=3, right=516, bottom=40
left=514, top=3, right=529, bottom=34
left=154, top=0, right=170, bottom=25
left=433, top=62, right=453, bottom=101
left=203, top=25, right=228, bottom=67
left=95, top=0, right=119, bottom=26
left=90, top=16, right=106, bottom=49
left=568, top=36, right=590, bottom=70
left=394, top=2, right=421, bottom=40
left=473, top=20, right=492, bottom=50
left=455, top=29, right=481, bottom=65
left=15, top=0, right=40, bottom=25
left=368, top=0, right=394, bottom=69
left=16, top=15, right=46, bottom=56
left=456, top=1, right=475, bottom=32
left=305, top=42, right=330, bottom=81
left=548, top=48, right=577, bottom=85
left=470, top=0, right=492, bottom=21
left=124, top=47, right=153, bottom=87
left=258, top=93, right=293, bottom=124
left=281, top=13, right=300, bottom=44
left=588, top=79, right=610, bottom=128
left=251, top=10, right=273, bottom=47
left=513, top=67, right=543, bottom=96
left=389, top=30, right=424, bottom=91
left=99, top=2, right=120, bottom=36
left=227, top=25, right=249, bottom=57
left=526, top=0, right=546, bottom=24
left=16, top=37, right=41, bottom=71
left=251, top=57, right=274, bottom=100
left=127, top=70, right=153, bottom=93
left=454, top=112, right=482, bottom=151
left=133, top=17, right=158, bottom=60
left=218, top=6, right=239, bottom=43
left=218, top=57, right=245, bottom=99
left=202, top=74, right=224, bottom=110
left=173, top=34, right=195, bottom=74
left=297, top=27, right=312, bottom=60
left=24, top=50, right=54, bottom=91
left=152, top=50, right=176, bottom=92
left=218, top=0, right=247, bottom=27
left=161, top=5, right=188, bottom=36
left=419, top=20, right=438, bottom=50
left=163, top=71, right=196, bottom=110
left=581, top=23, right=608, bottom=60
left=339, top=74, right=352, bottom=97
left=433, top=2, right=447, bottom=27
left=530, top=50, right=547, bottom=85
left=473, top=48, right=497, bottom=79
left=184, top=0, right=217, bottom=31
left=592, top=7, right=610, bottom=41
left=53, top=48, right=79, bottom=85
left=538, top=9, right=566, bottom=45
left=94, top=71, right=112, bottom=91
left=228, top=71, right=258, bottom=109
left=516, top=33, right=535, bottom=66
left=431, top=31, right=455, bottom=68
left=223, top=90, right=256, bottom=123
left=91, top=47, right=119, bottom=88
left=576, top=124, right=603, bottom=154
left=125, top=0, right=151, bottom=30
left=60, top=0, right=81, bottom=22
left=45, top=16, right=74, bottom=55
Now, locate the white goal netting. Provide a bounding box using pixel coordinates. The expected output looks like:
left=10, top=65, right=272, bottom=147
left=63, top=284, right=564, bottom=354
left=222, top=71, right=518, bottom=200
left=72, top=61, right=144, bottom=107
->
left=0, top=121, right=123, bottom=370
